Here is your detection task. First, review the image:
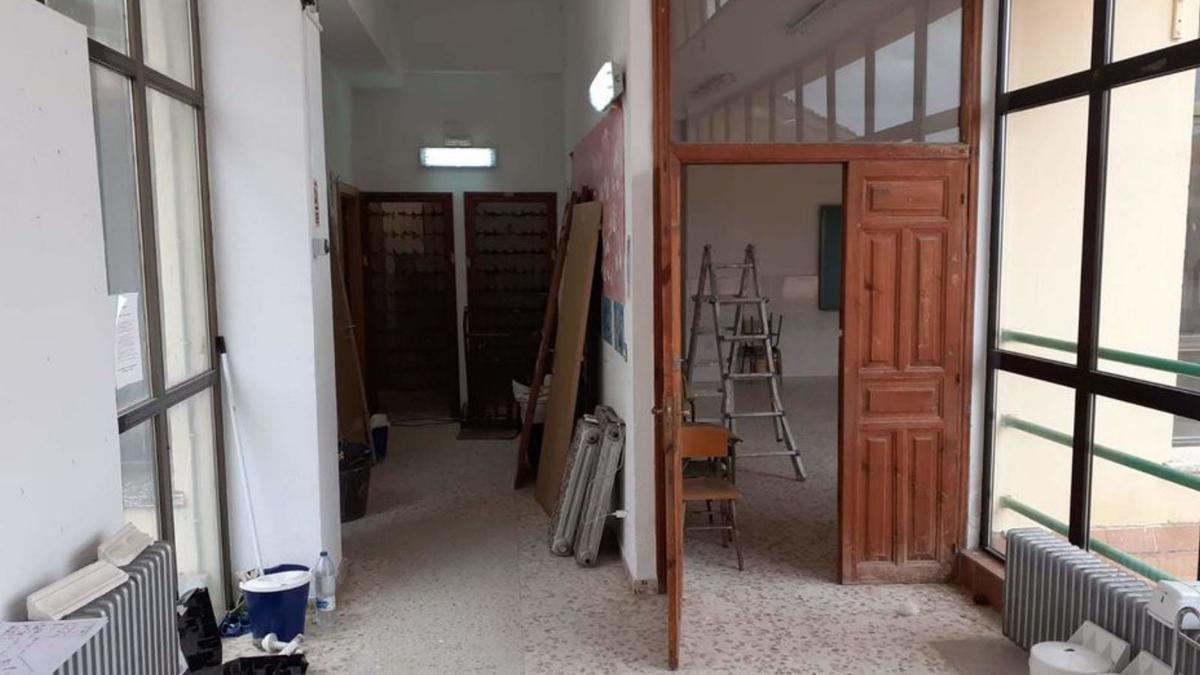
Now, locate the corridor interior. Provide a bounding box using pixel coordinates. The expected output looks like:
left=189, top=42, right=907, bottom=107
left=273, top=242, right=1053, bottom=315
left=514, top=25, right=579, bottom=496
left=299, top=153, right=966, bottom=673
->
left=224, top=413, right=1022, bottom=674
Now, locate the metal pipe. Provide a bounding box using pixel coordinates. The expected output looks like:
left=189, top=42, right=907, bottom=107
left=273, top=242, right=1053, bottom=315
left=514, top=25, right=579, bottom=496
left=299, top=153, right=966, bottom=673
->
left=1000, top=329, right=1200, bottom=379
left=1002, top=414, right=1200, bottom=493
left=998, top=495, right=1176, bottom=582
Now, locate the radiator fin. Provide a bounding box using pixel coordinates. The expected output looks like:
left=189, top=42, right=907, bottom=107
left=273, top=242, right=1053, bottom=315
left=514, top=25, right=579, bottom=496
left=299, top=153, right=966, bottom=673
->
left=55, top=542, right=179, bottom=675
left=1004, top=529, right=1199, bottom=674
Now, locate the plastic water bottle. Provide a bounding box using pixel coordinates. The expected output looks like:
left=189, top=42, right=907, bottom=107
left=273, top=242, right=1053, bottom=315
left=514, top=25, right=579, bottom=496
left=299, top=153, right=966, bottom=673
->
left=313, top=550, right=336, bottom=626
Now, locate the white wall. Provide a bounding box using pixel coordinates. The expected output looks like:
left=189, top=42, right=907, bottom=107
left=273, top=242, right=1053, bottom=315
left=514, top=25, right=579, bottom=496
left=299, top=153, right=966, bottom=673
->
left=0, top=0, right=123, bottom=620
left=684, top=164, right=843, bottom=380
left=351, top=72, right=568, bottom=402
left=562, top=0, right=658, bottom=586
left=202, top=0, right=342, bottom=573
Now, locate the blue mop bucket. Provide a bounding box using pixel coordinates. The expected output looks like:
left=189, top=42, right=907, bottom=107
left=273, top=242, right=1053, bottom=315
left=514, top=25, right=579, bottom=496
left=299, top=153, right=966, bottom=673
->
left=239, top=564, right=311, bottom=642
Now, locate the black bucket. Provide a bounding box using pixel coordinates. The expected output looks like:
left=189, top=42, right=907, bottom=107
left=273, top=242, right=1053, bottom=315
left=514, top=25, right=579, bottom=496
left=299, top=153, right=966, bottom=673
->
left=339, top=442, right=372, bottom=523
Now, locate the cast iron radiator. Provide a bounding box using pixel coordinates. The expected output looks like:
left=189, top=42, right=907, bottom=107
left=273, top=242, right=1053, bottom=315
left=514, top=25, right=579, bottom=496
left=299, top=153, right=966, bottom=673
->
left=1004, top=528, right=1199, bottom=672
left=56, top=542, right=179, bottom=675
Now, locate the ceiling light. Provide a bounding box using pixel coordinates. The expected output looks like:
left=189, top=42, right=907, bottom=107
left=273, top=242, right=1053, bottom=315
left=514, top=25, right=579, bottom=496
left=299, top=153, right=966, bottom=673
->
left=419, top=147, right=497, bottom=169
left=689, top=72, right=736, bottom=98
left=589, top=62, right=625, bottom=112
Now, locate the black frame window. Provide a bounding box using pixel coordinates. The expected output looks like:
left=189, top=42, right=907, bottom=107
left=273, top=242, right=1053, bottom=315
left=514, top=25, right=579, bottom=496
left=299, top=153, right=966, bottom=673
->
left=984, top=0, right=1200, bottom=581
left=43, top=0, right=229, bottom=605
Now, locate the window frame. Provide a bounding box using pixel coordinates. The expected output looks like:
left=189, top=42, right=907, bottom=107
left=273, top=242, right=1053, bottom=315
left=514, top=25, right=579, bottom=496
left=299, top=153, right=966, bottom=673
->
left=982, top=0, right=1200, bottom=575
left=46, top=0, right=231, bottom=600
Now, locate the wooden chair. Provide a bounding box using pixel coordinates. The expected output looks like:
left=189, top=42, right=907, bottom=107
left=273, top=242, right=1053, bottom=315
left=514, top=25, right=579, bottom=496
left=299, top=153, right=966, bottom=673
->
left=680, top=423, right=744, bottom=570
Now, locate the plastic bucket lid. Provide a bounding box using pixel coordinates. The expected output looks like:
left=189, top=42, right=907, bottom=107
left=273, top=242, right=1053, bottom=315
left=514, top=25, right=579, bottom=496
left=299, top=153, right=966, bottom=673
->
left=240, top=571, right=311, bottom=594
left=240, top=567, right=311, bottom=641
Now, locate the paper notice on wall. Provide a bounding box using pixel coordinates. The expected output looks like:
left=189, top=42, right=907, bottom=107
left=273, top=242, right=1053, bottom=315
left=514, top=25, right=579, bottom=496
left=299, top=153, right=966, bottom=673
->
left=0, top=618, right=106, bottom=674
left=111, top=293, right=143, bottom=389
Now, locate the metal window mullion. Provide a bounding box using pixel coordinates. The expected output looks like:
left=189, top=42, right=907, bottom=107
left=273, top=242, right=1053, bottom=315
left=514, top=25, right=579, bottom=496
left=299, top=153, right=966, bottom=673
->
left=979, top=0, right=1012, bottom=552
left=1067, top=0, right=1114, bottom=549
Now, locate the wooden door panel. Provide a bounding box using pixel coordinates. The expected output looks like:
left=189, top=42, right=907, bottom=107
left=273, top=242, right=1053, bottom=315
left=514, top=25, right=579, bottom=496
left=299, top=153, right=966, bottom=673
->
left=862, top=233, right=900, bottom=369
left=842, top=159, right=967, bottom=584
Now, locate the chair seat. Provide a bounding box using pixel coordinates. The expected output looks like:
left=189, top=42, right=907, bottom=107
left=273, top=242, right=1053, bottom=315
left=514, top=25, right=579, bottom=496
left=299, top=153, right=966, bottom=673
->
left=683, top=476, right=741, bottom=502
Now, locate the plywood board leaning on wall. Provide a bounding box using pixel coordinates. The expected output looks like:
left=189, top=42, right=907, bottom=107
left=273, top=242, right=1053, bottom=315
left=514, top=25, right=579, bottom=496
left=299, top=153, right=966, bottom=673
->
left=535, top=201, right=603, bottom=513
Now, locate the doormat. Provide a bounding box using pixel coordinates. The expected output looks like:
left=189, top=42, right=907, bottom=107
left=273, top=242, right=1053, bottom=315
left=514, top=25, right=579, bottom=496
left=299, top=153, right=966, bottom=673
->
left=456, top=428, right=520, bottom=441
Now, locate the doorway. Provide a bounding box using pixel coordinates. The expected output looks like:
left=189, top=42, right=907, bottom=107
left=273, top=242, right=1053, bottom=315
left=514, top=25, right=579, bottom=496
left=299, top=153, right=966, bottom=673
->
left=659, top=153, right=973, bottom=668
left=361, top=192, right=461, bottom=420
left=461, top=192, right=558, bottom=431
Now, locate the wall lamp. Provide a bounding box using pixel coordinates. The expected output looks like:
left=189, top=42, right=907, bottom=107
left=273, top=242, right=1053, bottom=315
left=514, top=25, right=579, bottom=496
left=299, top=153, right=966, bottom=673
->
left=589, top=61, right=625, bottom=112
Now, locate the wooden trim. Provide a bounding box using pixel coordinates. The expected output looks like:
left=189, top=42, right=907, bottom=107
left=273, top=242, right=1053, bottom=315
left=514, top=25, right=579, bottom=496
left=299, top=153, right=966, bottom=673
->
left=653, top=0, right=672, bottom=598
left=957, top=548, right=1005, bottom=612
left=671, top=142, right=970, bottom=164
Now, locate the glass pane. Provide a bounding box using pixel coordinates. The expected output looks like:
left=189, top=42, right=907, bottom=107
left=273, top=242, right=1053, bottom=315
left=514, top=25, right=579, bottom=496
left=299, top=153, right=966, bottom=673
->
left=834, top=42, right=867, bottom=140
left=712, top=106, right=727, bottom=142
left=1006, top=0, right=1093, bottom=91
left=1090, top=397, right=1200, bottom=581
left=120, top=420, right=159, bottom=539
left=1112, top=0, right=1200, bottom=63
left=996, top=97, right=1089, bottom=363
left=671, top=0, right=962, bottom=143
left=168, top=390, right=226, bottom=611
left=1099, top=70, right=1200, bottom=393
left=988, top=371, right=1076, bottom=555
left=750, top=86, right=770, bottom=142
left=92, top=65, right=151, bottom=410
left=728, top=100, right=746, bottom=142
left=773, top=73, right=797, bottom=142
left=874, top=8, right=916, bottom=134
left=801, top=61, right=829, bottom=142
left=925, top=0, right=962, bottom=142
left=141, top=0, right=194, bottom=86
left=147, top=90, right=210, bottom=386
left=46, top=0, right=127, bottom=53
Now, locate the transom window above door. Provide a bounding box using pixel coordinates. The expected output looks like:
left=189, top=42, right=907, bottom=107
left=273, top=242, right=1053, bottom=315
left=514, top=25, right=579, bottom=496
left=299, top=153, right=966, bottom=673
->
left=670, top=0, right=965, bottom=144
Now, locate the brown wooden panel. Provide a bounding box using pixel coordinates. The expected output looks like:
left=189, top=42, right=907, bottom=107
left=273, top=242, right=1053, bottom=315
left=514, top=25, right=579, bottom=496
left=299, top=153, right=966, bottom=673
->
left=863, top=233, right=900, bottom=369
left=905, top=430, right=941, bottom=562
left=862, top=381, right=941, bottom=418
left=865, top=178, right=948, bottom=217
left=842, top=159, right=967, bottom=584
left=859, top=432, right=896, bottom=562
left=913, top=232, right=947, bottom=367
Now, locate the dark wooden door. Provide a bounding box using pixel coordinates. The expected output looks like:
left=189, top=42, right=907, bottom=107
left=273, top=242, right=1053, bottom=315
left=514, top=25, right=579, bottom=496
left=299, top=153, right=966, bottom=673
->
left=840, top=159, right=968, bottom=583
left=462, top=192, right=557, bottom=429
left=362, top=192, right=460, bottom=419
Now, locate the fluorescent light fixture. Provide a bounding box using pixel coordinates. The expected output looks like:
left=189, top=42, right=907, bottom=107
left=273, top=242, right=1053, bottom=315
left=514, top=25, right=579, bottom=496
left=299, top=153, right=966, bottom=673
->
left=589, top=61, right=624, bottom=112
left=419, top=147, right=497, bottom=169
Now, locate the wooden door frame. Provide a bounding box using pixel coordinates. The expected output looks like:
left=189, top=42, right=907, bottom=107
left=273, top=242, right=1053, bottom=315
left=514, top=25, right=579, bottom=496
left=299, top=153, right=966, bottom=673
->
left=360, top=191, right=461, bottom=419
left=651, top=0, right=985, bottom=630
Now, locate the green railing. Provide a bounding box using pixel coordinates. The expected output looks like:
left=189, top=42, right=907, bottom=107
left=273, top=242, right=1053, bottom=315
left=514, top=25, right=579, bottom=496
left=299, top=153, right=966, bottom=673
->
left=997, top=414, right=1200, bottom=582
left=1002, top=415, right=1200, bottom=493
left=998, top=495, right=1178, bottom=582
left=1000, top=329, right=1200, bottom=379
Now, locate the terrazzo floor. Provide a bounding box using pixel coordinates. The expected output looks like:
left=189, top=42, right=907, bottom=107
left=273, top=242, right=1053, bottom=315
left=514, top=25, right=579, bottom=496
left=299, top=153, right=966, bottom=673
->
left=224, top=377, right=1025, bottom=674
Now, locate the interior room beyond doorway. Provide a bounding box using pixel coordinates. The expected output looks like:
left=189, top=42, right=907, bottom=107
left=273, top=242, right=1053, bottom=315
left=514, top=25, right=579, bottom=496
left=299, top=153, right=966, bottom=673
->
left=682, top=163, right=843, bottom=576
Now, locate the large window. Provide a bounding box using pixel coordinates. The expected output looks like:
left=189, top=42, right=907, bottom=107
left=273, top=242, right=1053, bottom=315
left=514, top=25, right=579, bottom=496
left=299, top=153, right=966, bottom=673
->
left=985, top=0, right=1200, bottom=582
left=670, top=0, right=964, bottom=143
left=45, top=0, right=228, bottom=608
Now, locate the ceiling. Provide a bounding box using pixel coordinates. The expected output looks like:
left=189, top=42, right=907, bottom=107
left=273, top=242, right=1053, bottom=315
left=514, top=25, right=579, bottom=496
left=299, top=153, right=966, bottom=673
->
left=318, top=0, right=564, bottom=84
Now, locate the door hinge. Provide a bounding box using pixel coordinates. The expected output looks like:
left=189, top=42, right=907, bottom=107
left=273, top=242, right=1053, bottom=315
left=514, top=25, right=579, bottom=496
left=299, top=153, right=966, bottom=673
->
left=960, top=192, right=966, bottom=205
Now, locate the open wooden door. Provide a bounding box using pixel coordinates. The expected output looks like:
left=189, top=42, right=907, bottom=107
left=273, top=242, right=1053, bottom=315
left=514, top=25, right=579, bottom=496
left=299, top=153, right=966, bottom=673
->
left=657, top=155, right=685, bottom=669
left=840, top=159, right=968, bottom=584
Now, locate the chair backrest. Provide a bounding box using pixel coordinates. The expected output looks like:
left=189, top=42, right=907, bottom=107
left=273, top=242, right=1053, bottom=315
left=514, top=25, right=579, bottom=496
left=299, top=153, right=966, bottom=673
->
left=679, top=423, right=730, bottom=460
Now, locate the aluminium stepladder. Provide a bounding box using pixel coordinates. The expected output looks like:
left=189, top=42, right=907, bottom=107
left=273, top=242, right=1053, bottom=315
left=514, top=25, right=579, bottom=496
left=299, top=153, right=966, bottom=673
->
left=684, top=244, right=807, bottom=480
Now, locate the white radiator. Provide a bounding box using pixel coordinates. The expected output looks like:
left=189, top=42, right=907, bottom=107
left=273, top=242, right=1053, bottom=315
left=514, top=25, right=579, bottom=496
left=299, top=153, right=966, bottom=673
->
left=1004, top=528, right=1199, bottom=673
left=55, top=542, right=179, bottom=675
